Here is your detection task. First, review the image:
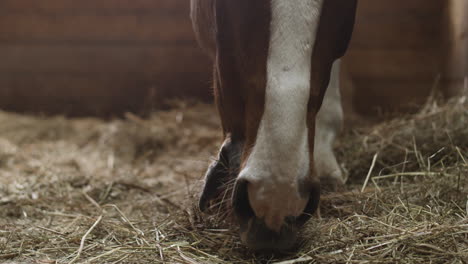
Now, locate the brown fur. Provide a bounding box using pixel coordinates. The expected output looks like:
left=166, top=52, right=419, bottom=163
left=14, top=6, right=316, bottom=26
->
left=191, top=0, right=272, bottom=165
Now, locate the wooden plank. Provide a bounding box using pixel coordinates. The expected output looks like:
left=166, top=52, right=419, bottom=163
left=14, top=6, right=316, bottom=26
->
left=5, top=0, right=436, bottom=14
left=0, top=13, right=195, bottom=44
left=0, top=72, right=212, bottom=116
left=0, top=72, right=212, bottom=99
left=356, top=0, right=445, bottom=15
left=347, top=0, right=446, bottom=50
left=351, top=16, right=441, bottom=49
left=351, top=0, right=443, bottom=49
left=345, top=49, right=441, bottom=79
left=0, top=45, right=210, bottom=74
left=0, top=0, right=185, bottom=13
left=352, top=79, right=434, bottom=114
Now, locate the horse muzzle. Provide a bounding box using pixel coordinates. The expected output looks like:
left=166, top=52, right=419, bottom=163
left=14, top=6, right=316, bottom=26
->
left=232, top=179, right=320, bottom=251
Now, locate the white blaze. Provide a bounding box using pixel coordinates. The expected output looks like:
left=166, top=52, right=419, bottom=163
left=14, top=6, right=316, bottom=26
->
left=237, top=0, right=324, bottom=231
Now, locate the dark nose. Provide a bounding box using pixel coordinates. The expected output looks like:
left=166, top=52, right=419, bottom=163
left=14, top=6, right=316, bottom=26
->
left=239, top=216, right=299, bottom=251
left=232, top=179, right=320, bottom=251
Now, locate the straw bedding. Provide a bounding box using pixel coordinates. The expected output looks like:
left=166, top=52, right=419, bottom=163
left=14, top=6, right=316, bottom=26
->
left=0, top=98, right=466, bottom=263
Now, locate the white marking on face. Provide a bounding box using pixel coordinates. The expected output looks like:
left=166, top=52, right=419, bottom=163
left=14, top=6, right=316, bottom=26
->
left=237, top=0, right=324, bottom=231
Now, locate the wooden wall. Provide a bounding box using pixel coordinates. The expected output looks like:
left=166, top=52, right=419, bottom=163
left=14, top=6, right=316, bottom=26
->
left=0, top=0, right=211, bottom=116
left=345, top=0, right=447, bottom=115
left=0, top=0, right=464, bottom=116
left=442, top=0, right=468, bottom=96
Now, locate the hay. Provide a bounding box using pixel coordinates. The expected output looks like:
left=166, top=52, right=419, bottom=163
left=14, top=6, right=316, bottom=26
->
left=0, top=98, right=466, bottom=264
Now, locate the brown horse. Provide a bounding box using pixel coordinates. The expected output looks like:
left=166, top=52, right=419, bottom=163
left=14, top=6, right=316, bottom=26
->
left=191, top=0, right=358, bottom=251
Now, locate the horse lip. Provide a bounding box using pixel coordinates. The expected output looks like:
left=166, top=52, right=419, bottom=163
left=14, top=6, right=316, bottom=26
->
left=239, top=216, right=299, bottom=251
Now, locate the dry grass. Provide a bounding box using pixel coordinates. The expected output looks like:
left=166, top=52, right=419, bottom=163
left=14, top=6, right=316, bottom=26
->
left=0, top=98, right=467, bottom=264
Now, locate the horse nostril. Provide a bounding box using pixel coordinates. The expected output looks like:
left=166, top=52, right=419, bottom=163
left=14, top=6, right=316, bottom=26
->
left=231, top=179, right=255, bottom=222
left=297, top=179, right=321, bottom=226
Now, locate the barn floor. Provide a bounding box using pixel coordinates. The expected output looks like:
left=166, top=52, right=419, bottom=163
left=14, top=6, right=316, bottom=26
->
left=0, top=99, right=467, bottom=264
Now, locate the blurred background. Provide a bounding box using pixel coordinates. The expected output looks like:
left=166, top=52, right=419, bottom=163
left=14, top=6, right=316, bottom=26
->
left=0, top=0, right=466, bottom=117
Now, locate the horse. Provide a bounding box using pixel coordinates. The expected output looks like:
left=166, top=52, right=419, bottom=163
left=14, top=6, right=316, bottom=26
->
left=191, top=0, right=358, bottom=251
